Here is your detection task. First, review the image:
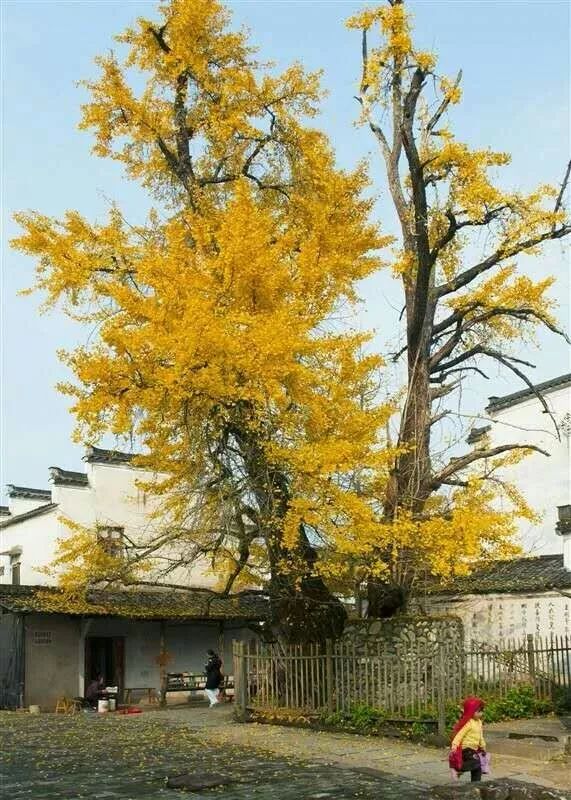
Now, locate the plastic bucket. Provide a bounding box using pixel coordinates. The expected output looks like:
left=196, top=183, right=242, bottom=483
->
left=108, top=698, right=116, bottom=712
left=97, top=699, right=109, bottom=713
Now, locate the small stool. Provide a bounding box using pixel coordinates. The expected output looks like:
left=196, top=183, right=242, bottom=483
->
left=66, top=699, right=82, bottom=714
left=55, top=697, right=69, bottom=714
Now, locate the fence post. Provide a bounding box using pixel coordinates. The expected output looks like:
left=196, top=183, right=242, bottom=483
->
left=235, top=641, right=248, bottom=721
left=326, top=639, right=334, bottom=713
left=437, top=646, right=446, bottom=737
left=159, top=619, right=167, bottom=708
left=527, top=634, right=536, bottom=681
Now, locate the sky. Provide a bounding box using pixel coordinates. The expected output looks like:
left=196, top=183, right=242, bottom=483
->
left=1, top=0, right=570, bottom=495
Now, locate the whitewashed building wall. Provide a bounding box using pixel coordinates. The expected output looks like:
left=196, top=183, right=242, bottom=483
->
left=482, top=374, right=571, bottom=555
left=0, top=450, right=217, bottom=589
left=426, top=591, right=571, bottom=643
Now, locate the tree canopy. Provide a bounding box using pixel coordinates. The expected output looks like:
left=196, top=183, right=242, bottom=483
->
left=12, top=0, right=570, bottom=631
left=347, top=0, right=570, bottom=614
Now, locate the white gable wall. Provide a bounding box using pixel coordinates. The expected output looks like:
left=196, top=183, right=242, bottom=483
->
left=1, top=459, right=218, bottom=589
left=485, top=381, right=570, bottom=555
left=0, top=509, right=60, bottom=585
left=8, top=496, right=50, bottom=515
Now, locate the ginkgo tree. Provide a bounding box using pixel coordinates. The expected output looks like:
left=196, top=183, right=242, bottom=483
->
left=346, top=0, right=570, bottom=615
left=13, top=0, right=394, bottom=642
left=12, top=0, right=570, bottom=634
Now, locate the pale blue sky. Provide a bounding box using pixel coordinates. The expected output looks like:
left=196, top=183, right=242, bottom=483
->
left=1, top=0, right=570, bottom=493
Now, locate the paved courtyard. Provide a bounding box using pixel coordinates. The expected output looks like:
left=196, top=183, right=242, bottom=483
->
left=0, top=709, right=428, bottom=800
left=2, top=705, right=570, bottom=799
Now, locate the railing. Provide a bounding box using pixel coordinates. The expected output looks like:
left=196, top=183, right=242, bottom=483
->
left=233, top=633, right=570, bottom=725
left=465, top=634, right=571, bottom=698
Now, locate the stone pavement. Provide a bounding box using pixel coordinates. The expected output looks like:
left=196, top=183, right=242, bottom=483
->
left=0, top=710, right=427, bottom=799
left=1, top=706, right=569, bottom=799
left=164, top=704, right=570, bottom=793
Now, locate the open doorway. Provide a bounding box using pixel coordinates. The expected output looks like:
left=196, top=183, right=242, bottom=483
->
left=84, top=637, right=125, bottom=699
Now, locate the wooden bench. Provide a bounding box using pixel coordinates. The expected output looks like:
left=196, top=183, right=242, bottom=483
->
left=165, top=673, right=234, bottom=701
left=123, top=687, right=159, bottom=705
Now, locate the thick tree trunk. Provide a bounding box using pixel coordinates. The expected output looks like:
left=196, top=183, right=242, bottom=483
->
left=367, top=298, right=434, bottom=618
left=235, top=421, right=347, bottom=643
left=267, top=527, right=347, bottom=644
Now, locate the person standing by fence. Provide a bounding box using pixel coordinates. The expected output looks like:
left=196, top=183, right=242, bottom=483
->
left=204, top=649, right=223, bottom=708
left=449, top=697, right=489, bottom=782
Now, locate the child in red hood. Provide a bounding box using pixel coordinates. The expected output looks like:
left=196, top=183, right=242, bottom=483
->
left=449, top=696, right=487, bottom=782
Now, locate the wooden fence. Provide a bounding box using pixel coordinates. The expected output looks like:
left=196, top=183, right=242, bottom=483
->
left=465, top=634, right=571, bottom=699
left=233, top=634, right=570, bottom=727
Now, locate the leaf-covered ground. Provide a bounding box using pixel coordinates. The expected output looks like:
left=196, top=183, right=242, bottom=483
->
left=0, top=711, right=427, bottom=799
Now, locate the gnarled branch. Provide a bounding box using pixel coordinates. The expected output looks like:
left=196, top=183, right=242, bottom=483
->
left=436, top=223, right=571, bottom=297
left=431, top=443, right=550, bottom=490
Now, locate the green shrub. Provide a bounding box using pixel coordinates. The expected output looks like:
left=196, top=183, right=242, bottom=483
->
left=320, top=685, right=554, bottom=740
left=349, top=704, right=385, bottom=730
left=481, top=685, right=552, bottom=722
left=553, top=686, right=571, bottom=714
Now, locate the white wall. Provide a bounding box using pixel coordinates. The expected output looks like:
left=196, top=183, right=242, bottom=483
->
left=0, top=508, right=60, bottom=585
left=8, top=496, right=50, bottom=515
left=1, top=460, right=218, bottom=589
left=426, top=591, right=571, bottom=644
left=485, top=382, right=571, bottom=555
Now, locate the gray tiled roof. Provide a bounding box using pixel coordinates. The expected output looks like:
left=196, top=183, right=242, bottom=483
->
left=466, top=425, right=491, bottom=445
left=0, top=502, right=58, bottom=529
left=6, top=485, right=51, bottom=501
left=84, top=446, right=135, bottom=465
left=49, top=467, right=89, bottom=488
left=430, top=554, right=571, bottom=596
left=486, top=373, right=571, bottom=413
left=0, top=584, right=269, bottom=621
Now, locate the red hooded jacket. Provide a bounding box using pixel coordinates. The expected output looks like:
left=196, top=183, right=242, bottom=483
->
left=449, top=696, right=484, bottom=772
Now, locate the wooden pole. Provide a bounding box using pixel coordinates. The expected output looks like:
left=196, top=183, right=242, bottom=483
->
left=527, top=633, right=536, bottom=683
left=233, top=640, right=248, bottom=721
left=437, top=646, right=446, bottom=737
left=159, top=620, right=167, bottom=708
left=326, top=639, right=334, bottom=713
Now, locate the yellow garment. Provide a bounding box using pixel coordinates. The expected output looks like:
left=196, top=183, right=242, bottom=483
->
left=451, top=718, right=486, bottom=751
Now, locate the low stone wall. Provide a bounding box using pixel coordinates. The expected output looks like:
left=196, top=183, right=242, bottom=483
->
left=337, top=615, right=466, bottom=713
left=342, top=615, right=464, bottom=658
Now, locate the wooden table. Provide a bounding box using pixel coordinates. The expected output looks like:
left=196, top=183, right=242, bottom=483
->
left=123, top=687, right=158, bottom=705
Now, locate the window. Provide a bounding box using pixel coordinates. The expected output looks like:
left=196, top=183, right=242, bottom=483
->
left=0, top=566, right=4, bottom=577
left=97, top=526, right=124, bottom=557
left=33, top=631, right=52, bottom=646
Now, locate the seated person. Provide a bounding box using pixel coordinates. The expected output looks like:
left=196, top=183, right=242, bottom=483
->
left=84, top=675, right=104, bottom=707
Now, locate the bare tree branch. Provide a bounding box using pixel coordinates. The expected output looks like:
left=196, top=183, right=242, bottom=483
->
left=431, top=443, right=550, bottom=490
left=431, top=345, right=535, bottom=375
left=432, top=365, right=490, bottom=382
left=436, top=224, right=571, bottom=297
left=149, top=24, right=170, bottom=54
left=430, top=205, right=508, bottom=263
left=426, top=69, right=462, bottom=134
left=553, top=158, right=571, bottom=225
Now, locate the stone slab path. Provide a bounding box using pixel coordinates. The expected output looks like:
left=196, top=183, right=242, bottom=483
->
left=0, top=710, right=428, bottom=800
left=1, top=706, right=569, bottom=799
left=167, top=704, right=570, bottom=792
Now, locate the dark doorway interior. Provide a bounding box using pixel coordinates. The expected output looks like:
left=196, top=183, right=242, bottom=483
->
left=85, top=637, right=125, bottom=698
